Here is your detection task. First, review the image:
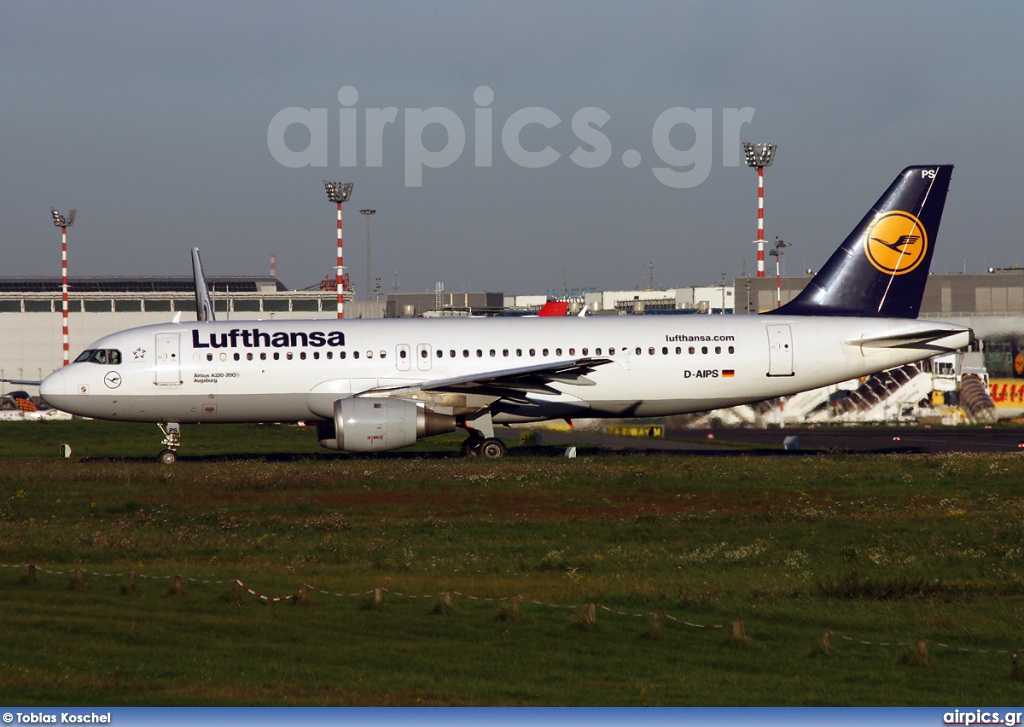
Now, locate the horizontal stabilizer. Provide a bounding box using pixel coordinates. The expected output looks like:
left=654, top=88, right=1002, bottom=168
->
left=852, top=328, right=974, bottom=350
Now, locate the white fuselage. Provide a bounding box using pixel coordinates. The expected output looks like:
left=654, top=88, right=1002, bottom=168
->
left=39, top=315, right=972, bottom=426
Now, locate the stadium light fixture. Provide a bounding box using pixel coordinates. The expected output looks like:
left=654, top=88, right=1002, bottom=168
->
left=324, top=182, right=354, bottom=318
left=742, top=142, right=777, bottom=279
left=51, top=207, right=77, bottom=366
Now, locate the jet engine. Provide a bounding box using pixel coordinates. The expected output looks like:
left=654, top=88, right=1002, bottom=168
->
left=316, top=397, right=456, bottom=452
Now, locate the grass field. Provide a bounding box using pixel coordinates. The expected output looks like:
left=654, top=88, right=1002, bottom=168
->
left=1, top=420, right=1024, bottom=705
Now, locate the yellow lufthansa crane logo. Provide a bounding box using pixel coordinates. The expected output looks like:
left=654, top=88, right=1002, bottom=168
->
left=864, top=211, right=929, bottom=275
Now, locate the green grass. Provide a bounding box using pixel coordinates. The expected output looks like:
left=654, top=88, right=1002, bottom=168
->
left=1, top=421, right=1024, bottom=704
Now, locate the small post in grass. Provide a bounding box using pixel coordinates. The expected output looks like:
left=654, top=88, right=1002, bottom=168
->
left=728, top=620, right=749, bottom=648
left=121, top=571, right=138, bottom=596
left=69, top=568, right=87, bottom=591
left=643, top=611, right=662, bottom=640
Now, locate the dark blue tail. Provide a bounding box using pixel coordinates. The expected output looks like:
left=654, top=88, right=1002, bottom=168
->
left=769, top=165, right=952, bottom=319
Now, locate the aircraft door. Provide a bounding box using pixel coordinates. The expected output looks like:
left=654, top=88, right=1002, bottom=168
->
left=155, top=333, right=182, bottom=385
left=396, top=344, right=411, bottom=372
left=416, top=343, right=433, bottom=371
left=766, top=325, right=794, bottom=377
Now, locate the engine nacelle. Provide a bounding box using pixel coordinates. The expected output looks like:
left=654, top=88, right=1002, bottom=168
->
left=316, top=397, right=457, bottom=452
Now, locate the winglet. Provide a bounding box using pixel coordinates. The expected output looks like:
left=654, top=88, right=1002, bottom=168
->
left=192, top=248, right=215, bottom=322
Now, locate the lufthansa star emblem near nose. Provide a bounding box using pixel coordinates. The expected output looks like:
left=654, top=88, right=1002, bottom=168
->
left=133, top=347, right=146, bottom=359
left=104, top=372, right=122, bottom=389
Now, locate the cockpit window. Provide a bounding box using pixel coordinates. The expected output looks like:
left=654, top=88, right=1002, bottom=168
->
left=75, top=349, right=122, bottom=365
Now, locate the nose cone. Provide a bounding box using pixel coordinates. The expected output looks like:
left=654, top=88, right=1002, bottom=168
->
left=40, top=369, right=67, bottom=410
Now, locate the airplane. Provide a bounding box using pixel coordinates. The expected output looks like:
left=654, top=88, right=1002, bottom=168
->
left=39, top=165, right=972, bottom=463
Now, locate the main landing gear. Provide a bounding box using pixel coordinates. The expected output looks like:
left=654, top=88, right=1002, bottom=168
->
left=460, top=433, right=508, bottom=459
left=157, top=422, right=181, bottom=464
left=458, top=410, right=508, bottom=459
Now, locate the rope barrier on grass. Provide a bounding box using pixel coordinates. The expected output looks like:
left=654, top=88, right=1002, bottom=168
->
left=7, top=562, right=1022, bottom=659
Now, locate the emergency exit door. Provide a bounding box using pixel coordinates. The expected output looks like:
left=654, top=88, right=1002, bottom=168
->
left=766, top=324, right=794, bottom=377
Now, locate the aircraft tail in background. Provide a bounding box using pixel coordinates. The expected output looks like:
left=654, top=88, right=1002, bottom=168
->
left=191, top=248, right=215, bottom=322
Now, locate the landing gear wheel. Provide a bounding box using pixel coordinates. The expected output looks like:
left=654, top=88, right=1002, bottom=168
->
left=461, top=437, right=483, bottom=457
left=157, top=449, right=178, bottom=465
left=479, top=438, right=507, bottom=459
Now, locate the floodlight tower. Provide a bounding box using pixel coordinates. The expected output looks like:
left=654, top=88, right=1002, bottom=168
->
left=743, top=142, right=777, bottom=278
left=768, top=236, right=791, bottom=308
left=324, top=181, right=354, bottom=318
left=360, top=208, right=376, bottom=301
left=51, top=207, right=77, bottom=366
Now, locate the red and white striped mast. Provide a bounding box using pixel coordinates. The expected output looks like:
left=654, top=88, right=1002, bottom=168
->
left=324, top=181, right=354, bottom=319
left=51, top=207, right=77, bottom=366
left=743, top=142, right=777, bottom=280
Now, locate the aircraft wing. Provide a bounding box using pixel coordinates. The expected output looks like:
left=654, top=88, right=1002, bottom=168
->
left=1, top=378, right=42, bottom=386
left=366, top=357, right=613, bottom=402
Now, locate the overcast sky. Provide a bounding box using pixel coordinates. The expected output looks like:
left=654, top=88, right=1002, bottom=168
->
left=2, top=1, right=1022, bottom=297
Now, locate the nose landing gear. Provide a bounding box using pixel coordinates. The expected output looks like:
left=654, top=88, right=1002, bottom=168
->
left=157, top=422, right=181, bottom=464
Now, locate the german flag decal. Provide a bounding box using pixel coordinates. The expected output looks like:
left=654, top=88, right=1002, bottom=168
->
left=722, top=370, right=735, bottom=378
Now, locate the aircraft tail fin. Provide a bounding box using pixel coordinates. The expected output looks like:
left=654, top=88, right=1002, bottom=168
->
left=769, top=165, right=952, bottom=319
left=537, top=301, right=569, bottom=317
left=192, top=248, right=215, bottom=322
